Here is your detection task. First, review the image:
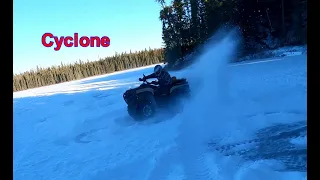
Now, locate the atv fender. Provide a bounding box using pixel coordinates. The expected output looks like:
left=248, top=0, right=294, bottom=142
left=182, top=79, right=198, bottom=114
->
left=136, top=88, right=154, bottom=95
left=170, top=84, right=189, bottom=93
left=138, top=91, right=156, bottom=105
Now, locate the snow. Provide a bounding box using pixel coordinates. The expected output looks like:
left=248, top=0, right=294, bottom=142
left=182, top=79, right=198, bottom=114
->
left=290, top=136, right=307, bottom=148
left=239, top=45, right=307, bottom=62
left=13, top=30, right=307, bottom=180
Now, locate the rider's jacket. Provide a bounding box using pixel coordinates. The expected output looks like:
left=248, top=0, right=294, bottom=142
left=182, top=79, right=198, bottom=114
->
left=144, top=69, right=172, bottom=86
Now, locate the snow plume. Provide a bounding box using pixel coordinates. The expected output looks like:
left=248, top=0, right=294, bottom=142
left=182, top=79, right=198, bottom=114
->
left=175, top=27, right=241, bottom=180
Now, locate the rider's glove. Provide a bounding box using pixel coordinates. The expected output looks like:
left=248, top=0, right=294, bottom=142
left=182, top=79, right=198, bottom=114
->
left=139, top=76, right=147, bottom=81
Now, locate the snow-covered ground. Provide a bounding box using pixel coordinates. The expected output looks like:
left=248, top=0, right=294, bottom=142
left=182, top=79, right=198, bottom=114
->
left=239, top=45, right=307, bottom=61
left=13, top=32, right=307, bottom=180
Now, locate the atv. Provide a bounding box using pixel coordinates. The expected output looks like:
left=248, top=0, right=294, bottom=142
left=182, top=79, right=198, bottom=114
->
left=123, top=74, right=190, bottom=120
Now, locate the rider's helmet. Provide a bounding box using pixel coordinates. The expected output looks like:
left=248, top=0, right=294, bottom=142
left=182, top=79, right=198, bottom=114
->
left=154, top=65, right=162, bottom=76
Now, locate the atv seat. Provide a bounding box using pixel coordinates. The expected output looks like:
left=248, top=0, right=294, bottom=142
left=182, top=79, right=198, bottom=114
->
left=155, top=77, right=187, bottom=95
left=172, top=77, right=186, bottom=85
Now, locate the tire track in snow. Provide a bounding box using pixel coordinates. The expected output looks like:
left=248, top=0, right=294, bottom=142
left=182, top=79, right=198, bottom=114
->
left=209, top=120, right=306, bottom=172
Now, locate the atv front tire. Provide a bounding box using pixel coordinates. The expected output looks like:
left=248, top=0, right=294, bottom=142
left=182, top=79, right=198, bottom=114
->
left=138, top=101, right=156, bottom=119
left=127, top=101, right=156, bottom=120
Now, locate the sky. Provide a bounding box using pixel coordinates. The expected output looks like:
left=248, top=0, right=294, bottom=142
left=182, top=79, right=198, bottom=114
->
left=13, top=0, right=165, bottom=74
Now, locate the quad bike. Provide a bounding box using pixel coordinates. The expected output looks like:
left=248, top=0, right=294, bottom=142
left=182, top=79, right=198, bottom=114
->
left=123, top=74, right=190, bottom=120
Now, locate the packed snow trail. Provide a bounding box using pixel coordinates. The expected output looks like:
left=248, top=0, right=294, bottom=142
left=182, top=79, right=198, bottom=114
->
left=13, top=35, right=306, bottom=179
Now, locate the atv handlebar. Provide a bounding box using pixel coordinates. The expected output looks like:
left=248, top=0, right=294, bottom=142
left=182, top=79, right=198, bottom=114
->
left=139, top=74, right=146, bottom=82
left=139, top=79, right=154, bottom=85
left=139, top=74, right=157, bottom=85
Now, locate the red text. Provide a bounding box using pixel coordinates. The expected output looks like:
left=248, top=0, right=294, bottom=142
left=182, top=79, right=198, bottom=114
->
left=42, top=33, right=110, bottom=51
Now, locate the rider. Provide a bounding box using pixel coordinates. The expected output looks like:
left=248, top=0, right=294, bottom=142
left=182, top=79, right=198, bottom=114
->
left=139, top=65, right=172, bottom=94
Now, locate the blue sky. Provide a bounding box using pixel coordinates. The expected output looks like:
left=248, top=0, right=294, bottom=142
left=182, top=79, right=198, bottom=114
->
left=13, top=0, right=166, bottom=74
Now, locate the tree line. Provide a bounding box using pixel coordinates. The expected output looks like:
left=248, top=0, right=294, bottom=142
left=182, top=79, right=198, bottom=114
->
left=155, top=0, right=307, bottom=67
left=13, top=48, right=164, bottom=92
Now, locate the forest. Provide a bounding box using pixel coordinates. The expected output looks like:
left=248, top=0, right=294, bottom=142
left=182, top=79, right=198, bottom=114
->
left=156, top=0, right=307, bottom=67
left=13, top=0, right=307, bottom=92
